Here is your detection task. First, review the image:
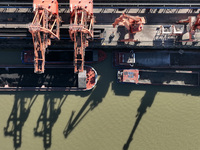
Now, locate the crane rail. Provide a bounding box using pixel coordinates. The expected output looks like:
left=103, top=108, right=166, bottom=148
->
left=0, top=2, right=200, bottom=9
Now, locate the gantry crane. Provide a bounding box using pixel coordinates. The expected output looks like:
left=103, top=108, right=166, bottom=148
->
left=29, top=0, right=60, bottom=74
left=112, top=13, right=146, bottom=42
left=69, top=0, right=94, bottom=73
left=177, top=13, right=200, bottom=41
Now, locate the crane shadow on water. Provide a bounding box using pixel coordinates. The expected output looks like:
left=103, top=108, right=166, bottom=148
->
left=4, top=92, right=38, bottom=150
left=123, top=89, right=157, bottom=150
left=34, top=93, right=67, bottom=150
left=112, top=78, right=200, bottom=150
left=63, top=52, right=114, bottom=138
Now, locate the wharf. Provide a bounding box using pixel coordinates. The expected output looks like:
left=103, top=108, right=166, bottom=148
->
left=0, top=7, right=199, bottom=48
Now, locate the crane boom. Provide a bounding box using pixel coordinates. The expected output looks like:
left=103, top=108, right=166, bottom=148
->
left=178, top=13, right=200, bottom=41
left=112, top=13, right=146, bottom=42
left=29, top=0, right=60, bottom=74
left=69, top=0, right=94, bottom=73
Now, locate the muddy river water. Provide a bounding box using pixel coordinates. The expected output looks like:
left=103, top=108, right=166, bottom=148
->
left=0, top=50, right=200, bottom=150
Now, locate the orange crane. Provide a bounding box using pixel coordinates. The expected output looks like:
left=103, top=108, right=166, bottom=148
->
left=69, top=0, right=94, bottom=73
left=112, top=13, right=146, bottom=42
left=177, top=13, right=200, bottom=41
left=29, top=0, right=60, bottom=74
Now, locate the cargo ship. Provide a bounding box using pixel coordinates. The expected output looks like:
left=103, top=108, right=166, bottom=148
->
left=114, top=50, right=200, bottom=69
left=22, top=49, right=106, bottom=65
left=117, top=69, right=199, bottom=86
left=0, top=65, right=98, bottom=91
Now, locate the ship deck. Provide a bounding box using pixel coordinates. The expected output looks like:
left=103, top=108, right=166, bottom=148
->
left=136, top=51, right=200, bottom=67
left=119, top=69, right=199, bottom=86
left=0, top=67, right=78, bottom=91
left=114, top=50, right=200, bottom=68
left=138, top=70, right=199, bottom=86
left=22, top=49, right=98, bottom=64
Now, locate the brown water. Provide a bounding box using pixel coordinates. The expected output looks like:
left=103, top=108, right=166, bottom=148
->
left=0, top=50, right=200, bottom=150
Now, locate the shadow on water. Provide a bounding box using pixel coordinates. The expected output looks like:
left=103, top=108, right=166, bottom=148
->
left=34, top=93, right=67, bottom=149
left=4, top=92, right=38, bottom=150
left=112, top=80, right=200, bottom=97
left=112, top=71, right=200, bottom=150
left=63, top=52, right=114, bottom=138
left=123, top=90, right=157, bottom=150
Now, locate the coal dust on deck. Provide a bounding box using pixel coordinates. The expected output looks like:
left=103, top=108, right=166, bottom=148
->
left=0, top=68, right=77, bottom=87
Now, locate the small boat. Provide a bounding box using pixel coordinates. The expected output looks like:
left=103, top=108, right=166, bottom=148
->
left=117, top=69, right=199, bottom=86
left=22, top=49, right=106, bottom=65
left=0, top=65, right=98, bottom=91
left=114, top=50, right=200, bottom=69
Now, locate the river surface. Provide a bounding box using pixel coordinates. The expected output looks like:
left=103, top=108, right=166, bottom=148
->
left=0, top=50, right=200, bottom=150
